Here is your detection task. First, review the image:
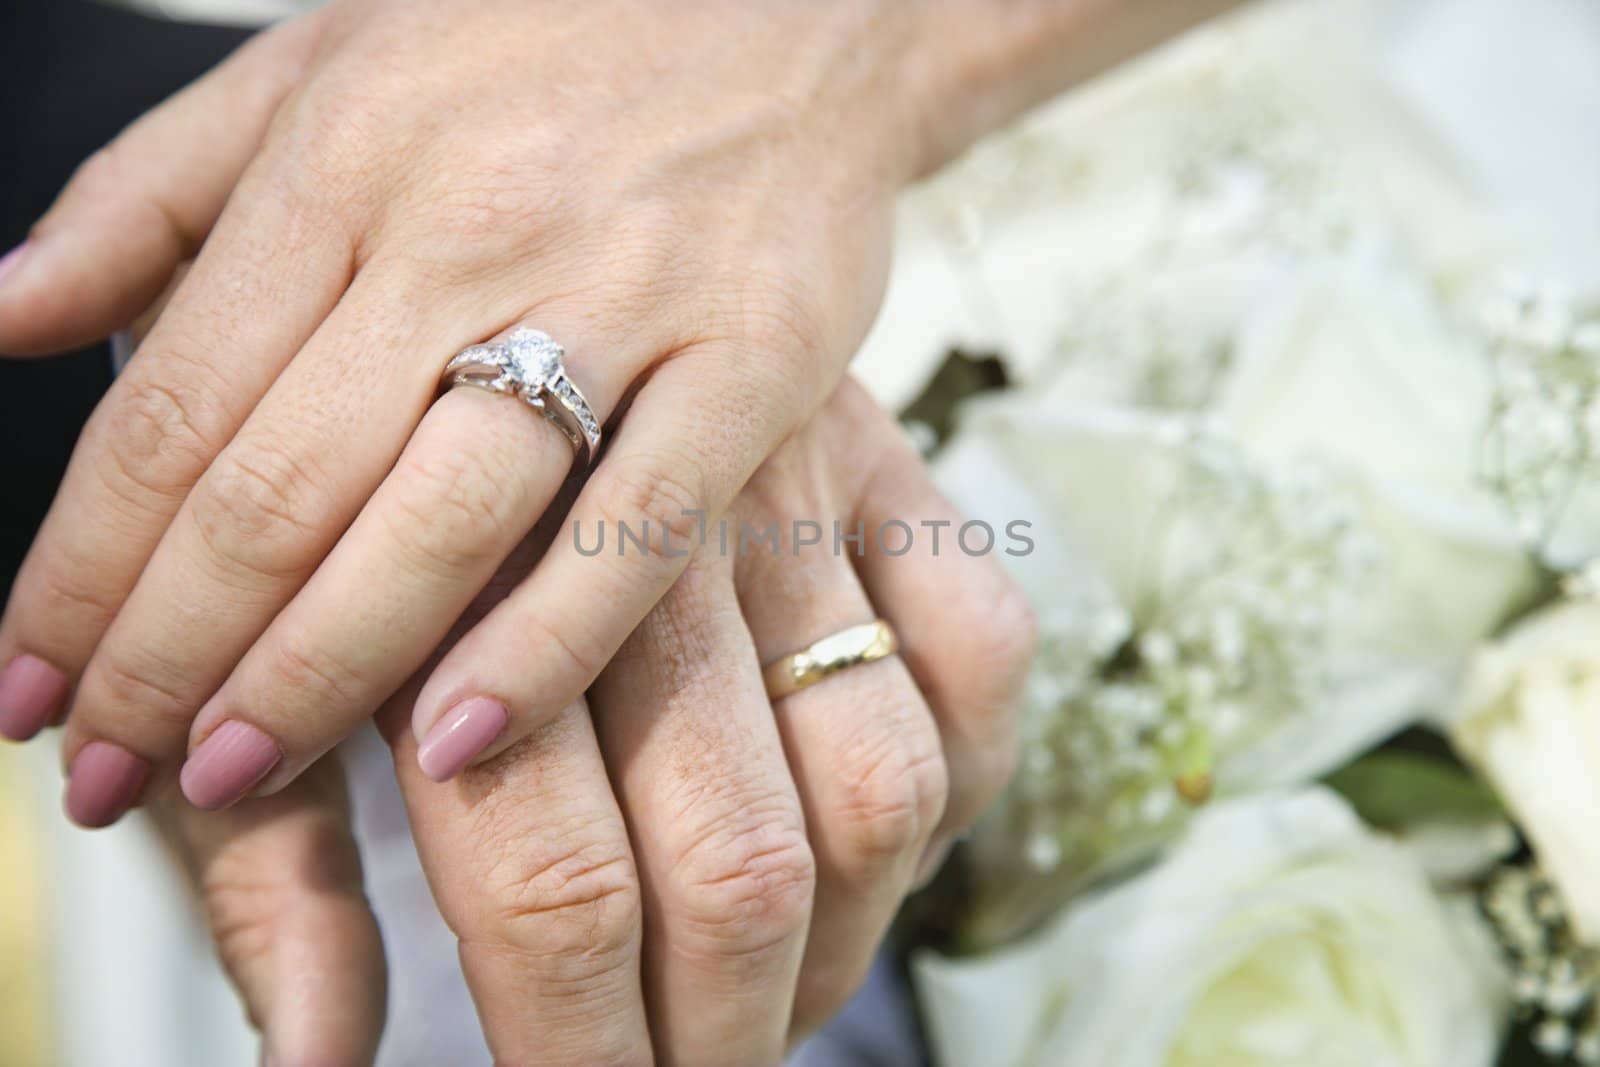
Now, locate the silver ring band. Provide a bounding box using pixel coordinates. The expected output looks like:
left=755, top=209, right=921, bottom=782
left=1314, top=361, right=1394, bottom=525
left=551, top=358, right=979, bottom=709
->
left=441, top=329, right=601, bottom=466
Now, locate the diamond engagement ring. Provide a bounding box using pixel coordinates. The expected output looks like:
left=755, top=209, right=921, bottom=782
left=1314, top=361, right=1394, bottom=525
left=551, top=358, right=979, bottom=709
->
left=441, top=328, right=602, bottom=466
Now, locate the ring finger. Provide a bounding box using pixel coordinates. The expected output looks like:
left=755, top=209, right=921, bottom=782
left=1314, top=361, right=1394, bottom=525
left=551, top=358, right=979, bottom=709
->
left=734, top=506, right=948, bottom=1040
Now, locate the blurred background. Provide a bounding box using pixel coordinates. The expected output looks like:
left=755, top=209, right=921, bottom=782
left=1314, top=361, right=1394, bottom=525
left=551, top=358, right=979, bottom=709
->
left=3, top=0, right=1598, bottom=1064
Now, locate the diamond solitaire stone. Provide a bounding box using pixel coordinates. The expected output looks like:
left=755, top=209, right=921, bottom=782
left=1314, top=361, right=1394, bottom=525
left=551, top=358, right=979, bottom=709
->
left=443, top=327, right=600, bottom=466
left=508, top=328, right=564, bottom=387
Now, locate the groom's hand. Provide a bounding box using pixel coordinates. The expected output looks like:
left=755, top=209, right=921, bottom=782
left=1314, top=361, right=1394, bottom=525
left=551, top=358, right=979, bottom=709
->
left=146, top=759, right=387, bottom=1066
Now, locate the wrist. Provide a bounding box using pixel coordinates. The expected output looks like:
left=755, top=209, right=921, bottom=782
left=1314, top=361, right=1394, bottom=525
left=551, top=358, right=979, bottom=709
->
left=900, top=0, right=1245, bottom=177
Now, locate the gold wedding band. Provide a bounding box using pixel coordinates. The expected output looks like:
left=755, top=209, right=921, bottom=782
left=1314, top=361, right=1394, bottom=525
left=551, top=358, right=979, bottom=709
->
left=762, top=619, right=898, bottom=700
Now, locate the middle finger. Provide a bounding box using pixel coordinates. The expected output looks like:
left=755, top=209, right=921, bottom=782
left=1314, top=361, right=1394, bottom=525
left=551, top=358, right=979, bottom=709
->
left=589, top=554, right=814, bottom=1067
left=734, top=510, right=948, bottom=1039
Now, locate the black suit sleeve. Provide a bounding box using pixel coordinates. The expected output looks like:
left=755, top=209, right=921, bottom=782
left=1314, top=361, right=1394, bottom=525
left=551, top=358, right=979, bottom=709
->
left=0, top=0, right=250, bottom=599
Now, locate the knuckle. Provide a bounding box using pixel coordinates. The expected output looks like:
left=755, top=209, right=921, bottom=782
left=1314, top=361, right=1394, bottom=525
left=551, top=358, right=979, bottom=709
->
left=27, top=544, right=122, bottom=630
left=521, top=608, right=609, bottom=690
left=268, top=85, right=388, bottom=213
left=73, top=138, right=193, bottom=254
left=96, top=367, right=227, bottom=508
left=383, top=447, right=522, bottom=578
left=739, top=274, right=829, bottom=365
left=91, top=646, right=193, bottom=724
left=200, top=876, right=280, bottom=991
left=69, top=142, right=162, bottom=223
left=477, top=837, right=642, bottom=978
left=190, top=439, right=324, bottom=580
left=69, top=144, right=126, bottom=198
left=263, top=637, right=365, bottom=709
left=199, top=814, right=365, bottom=987
left=942, top=580, right=1035, bottom=778
left=831, top=728, right=948, bottom=875
left=597, top=463, right=707, bottom=555
left=668, top=797, right=815, bottom=961
left=982, top=580, right=1040, bottom=687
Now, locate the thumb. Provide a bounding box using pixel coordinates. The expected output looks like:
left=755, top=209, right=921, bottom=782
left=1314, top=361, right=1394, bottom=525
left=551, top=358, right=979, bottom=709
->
left=0, top=12, right=326, bottom=357
left=150, top=757, right=387, bottom=1067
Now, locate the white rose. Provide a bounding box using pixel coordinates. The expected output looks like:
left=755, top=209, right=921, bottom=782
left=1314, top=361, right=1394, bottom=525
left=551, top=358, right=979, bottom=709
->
left=1340, top=0, right=1600, bottom=294
left=853, top=2, right=1388, bottom=404
left=1213, top=264, right=1543, bottom=675
left=1451, top=599, right=1600, bottom=940
left=914, top=788, right=1507, bottom=1067
left=935, top=396, right=1536, bottom=790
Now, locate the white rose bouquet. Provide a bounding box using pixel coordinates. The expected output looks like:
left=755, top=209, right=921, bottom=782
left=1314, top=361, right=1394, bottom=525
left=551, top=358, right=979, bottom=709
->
left=866, top=4, right=1600, bottom=1065
left=918, top=789, right=1507, bottom=1067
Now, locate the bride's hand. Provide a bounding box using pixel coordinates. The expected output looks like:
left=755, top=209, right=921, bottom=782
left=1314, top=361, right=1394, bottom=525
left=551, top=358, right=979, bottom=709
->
left=0, top=0, right=1225, bottom=825
left=0, top=0, right=925, bottom=822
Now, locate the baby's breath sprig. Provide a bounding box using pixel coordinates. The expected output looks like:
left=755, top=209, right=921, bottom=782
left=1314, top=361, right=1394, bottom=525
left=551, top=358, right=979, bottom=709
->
left=1047, top=287, right=1237, bottom=411
left=1484, top=863, right=1600, bottom=1063
left=964, top=428, right=1378, bottom=946
left=1480, top=285, right=1600, bottom=563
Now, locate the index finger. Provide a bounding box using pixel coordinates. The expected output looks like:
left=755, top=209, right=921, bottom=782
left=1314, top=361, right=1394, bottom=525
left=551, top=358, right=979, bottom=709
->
left=0, top=130, right=354, bottom=755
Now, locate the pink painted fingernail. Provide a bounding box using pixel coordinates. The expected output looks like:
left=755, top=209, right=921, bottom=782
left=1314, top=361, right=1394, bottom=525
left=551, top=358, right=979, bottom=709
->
left=180, top=720, right=282, bottom=810
left=418, top=697, right=508, bottom=782
left=64, top=742, right=150, bottom=828
left=0, top=653, right=70, bottom=741
left=0, top=243, right=29, bottom=287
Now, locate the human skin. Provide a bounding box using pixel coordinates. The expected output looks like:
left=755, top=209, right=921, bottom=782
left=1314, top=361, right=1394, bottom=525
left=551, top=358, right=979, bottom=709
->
left=0, top=0, right=1237, bottom=824
left=154, top=377, right=1038, bottom=1065
left=108, top=259, right=1032, bottom=1060
left=0, top=0, right=1240, bottom=1060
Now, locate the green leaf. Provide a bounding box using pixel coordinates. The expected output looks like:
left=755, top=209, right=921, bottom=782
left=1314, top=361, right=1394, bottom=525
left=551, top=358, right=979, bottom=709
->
left=898, top=348, right=1012, bottom=451
left=1323, top=750, right=1504, bottom=831
left=1497, top=1026, right=1552, bottom=1067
